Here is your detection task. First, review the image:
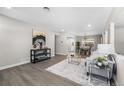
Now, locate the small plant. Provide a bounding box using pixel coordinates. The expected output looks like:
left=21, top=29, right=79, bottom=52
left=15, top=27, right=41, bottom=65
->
left=95, top=57, right=106, bottom=63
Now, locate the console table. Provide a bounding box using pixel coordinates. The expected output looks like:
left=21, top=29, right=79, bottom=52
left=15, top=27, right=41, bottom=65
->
left=30, top=48, right=51, bottom=63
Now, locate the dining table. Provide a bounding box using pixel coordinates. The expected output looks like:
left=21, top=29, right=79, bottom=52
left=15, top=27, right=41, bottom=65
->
left=80, top=46, right=91, bottom=57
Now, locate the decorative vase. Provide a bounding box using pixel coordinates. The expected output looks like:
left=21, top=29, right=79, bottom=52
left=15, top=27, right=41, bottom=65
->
left=33, top=44, right=37, bottom=48
left=97, top=62, right=102, bottom=66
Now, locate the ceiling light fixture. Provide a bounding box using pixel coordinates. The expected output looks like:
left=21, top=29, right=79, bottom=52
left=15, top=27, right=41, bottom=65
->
left=6, top=6, right=12, bottom=9
left=61, top=29, right=65, bottom=32
left=43, top=7, right=50, bottom=11
left=88, top=24, right=92, bottom=28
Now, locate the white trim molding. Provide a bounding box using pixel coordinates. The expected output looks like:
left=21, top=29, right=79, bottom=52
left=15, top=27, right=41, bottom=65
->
left=0, top=61, right=30, bottom=70
left=0, top=55, right=55, bottom=70
left=56, top=53, right=67, bottom=55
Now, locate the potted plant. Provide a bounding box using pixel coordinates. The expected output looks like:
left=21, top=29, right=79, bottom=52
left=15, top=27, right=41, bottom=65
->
left=95, top=57, right=106, bottom=67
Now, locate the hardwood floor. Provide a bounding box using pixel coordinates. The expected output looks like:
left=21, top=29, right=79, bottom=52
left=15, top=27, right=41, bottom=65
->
left=0, top=55, right=80, bottom=86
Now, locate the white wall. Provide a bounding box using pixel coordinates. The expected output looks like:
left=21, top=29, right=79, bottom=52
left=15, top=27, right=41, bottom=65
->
left=116, top=55, right=124, bottom=85
left=55, top=32, right=75, bottom=55
left=114, top=27, right=124, bottom=85
left=109, top=22, right=115, bottom=52
left=115, top=27, right=124, bottom=55
left=0, top=14, right=32, bottom=68
left=0, top=14, right=55, bottom=69
left=46, top=31, right=55, bottom=56
left=56, top=35, right=67, bottom=55
left=104, top=30, right=109, bottom=44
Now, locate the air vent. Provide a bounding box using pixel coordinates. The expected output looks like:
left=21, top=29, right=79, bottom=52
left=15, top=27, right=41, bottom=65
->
left=43, top=7, right=50, bottom=11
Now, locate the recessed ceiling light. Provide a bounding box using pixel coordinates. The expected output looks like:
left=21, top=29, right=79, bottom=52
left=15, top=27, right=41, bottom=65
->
left=61, top=29, right=65, bottom=32
left=6, top=7, right=12, bottom=9
left=88, top=24, right=92, bottom=28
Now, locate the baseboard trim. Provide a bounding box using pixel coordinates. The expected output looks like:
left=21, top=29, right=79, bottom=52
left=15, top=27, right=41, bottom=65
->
left=0, top=55, right=55, bottom=71
left=0, top=61, right=30, bottom=70
left=51, top=55, right=55, bottom=57
left=115, top=80, right=119, bottom=86
left=56, top=53, right=67, bottom=55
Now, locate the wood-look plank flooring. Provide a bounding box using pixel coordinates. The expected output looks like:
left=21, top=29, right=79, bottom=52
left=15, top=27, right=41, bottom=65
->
left=0, top=55, right=80, bottom=86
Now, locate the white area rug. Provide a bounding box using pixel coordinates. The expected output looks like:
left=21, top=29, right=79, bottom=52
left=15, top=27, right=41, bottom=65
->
left=46, top=59, right=110, bottom=86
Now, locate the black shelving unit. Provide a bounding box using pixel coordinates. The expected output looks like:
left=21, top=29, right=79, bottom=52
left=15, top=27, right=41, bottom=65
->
left=30, top=48, right=51, bottom=63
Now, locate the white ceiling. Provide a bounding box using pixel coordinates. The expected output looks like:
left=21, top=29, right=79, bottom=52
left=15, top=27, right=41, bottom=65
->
left=0, top=7, right=112, bottom=35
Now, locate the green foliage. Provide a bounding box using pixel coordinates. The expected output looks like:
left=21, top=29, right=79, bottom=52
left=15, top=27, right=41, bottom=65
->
left=95, top=57, right=106, bottom=63
left=33, top=35, right=46, bottom=45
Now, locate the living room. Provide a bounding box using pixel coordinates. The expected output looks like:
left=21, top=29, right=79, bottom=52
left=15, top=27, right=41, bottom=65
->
left=0, top=7, right=124, bottom=86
